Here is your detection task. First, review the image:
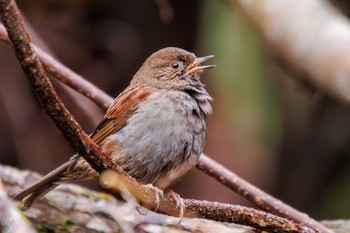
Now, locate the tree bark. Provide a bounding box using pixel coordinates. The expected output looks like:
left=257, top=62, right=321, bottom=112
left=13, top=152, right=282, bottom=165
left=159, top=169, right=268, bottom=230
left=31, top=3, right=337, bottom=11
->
left=1, top=164, right=255, bottom=233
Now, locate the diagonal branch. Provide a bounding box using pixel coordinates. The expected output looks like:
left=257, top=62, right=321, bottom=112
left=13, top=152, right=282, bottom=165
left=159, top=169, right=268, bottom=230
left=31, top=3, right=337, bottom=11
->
left=0, top=23, right=112, bottom=110
left=197, top=155, right=329, bottom=233
left=0, top=0, right=120, bottom=175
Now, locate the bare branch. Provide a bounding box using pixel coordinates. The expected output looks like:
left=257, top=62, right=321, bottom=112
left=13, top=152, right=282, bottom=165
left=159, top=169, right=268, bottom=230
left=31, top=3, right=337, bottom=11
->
left=197, top=155, right=329, bottom=233
left=0, top=23, right=112, bottom=110
left=101, top=170, right=307, bottom=233
left=1, top=164, right=256, bottom=233
left=0, top=0, right=116, bottom=175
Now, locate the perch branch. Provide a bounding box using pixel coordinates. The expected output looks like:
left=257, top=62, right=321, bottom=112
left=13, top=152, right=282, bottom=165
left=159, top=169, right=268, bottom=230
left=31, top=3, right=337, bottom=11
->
left=101, top=170, right=307, bottom=233
left=2, top=164, right=312, bottom=233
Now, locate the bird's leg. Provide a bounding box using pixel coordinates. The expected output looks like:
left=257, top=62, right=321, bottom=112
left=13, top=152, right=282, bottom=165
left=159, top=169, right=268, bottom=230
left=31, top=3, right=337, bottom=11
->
left=164, top=189, right=185, bottom=223
left=141, top=185, right=185, bottom=223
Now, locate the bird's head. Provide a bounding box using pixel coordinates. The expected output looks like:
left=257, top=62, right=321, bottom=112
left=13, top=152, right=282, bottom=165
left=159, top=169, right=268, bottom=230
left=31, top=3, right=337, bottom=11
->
left=132, top=47, right=215, bottom=91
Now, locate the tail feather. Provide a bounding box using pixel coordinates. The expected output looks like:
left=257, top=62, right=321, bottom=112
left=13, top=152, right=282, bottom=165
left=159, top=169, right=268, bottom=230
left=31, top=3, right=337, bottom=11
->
left=13, top=158, right=76, bottom=209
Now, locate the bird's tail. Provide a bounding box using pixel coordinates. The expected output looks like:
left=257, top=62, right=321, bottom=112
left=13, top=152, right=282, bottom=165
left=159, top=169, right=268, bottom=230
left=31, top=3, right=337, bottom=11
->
left=13, top=158, right=76, bottom=210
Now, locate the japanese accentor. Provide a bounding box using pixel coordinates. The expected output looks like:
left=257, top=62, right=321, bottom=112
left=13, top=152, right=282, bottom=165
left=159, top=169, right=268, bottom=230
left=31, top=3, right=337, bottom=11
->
left=14, top=47, right=214, bottom=209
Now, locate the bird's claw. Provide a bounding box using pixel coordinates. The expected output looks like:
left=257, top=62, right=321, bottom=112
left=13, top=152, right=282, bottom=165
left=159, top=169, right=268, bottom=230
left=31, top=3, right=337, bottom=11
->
left=143, top=185, right=185, bottom=223
left=144, top=184, right=164, bottom=211
left=165, top=189, right=185, bottom=223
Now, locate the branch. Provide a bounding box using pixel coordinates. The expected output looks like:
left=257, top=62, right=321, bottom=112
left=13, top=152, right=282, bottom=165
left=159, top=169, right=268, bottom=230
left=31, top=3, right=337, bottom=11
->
left=228, top=0, right=350, bottom=104
left=1, top=164, right=256, bottom=233
left=0, top=0, right=114, bottom=174
left=101, top=170, right=307, bottom=233
left=0, top=23, right=112, bottom=110
left=197, top=155, right=328, bottom=233
left=0, top=3, right=151, bottom=228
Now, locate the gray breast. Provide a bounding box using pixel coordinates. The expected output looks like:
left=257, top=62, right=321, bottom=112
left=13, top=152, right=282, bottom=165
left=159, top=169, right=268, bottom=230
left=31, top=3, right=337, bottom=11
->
left=110, top=90, right=208, bottom=184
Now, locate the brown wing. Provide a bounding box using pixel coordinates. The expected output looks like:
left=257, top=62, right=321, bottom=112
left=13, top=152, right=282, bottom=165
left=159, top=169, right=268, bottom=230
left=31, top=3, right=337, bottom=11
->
left=91, top=86, right=154, bottom=144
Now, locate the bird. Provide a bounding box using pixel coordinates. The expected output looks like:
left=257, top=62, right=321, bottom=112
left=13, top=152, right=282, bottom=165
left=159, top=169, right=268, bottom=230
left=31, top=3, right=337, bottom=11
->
left=14, top=47, right=215, bottom=210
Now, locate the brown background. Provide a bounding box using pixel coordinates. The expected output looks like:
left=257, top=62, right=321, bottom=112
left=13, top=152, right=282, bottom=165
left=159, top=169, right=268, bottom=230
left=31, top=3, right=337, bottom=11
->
left=1, top=0, right=350, bottom=220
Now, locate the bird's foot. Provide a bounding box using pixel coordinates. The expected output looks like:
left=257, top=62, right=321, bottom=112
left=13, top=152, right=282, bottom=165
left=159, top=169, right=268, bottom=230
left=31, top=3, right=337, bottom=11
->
left=165, top=189, right=185, bottom=223
left=144, top=184, right=164, bottom=211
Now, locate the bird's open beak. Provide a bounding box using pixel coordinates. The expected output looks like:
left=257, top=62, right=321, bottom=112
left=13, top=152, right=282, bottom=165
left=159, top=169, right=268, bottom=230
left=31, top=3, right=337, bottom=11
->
left=187, top=55, right=216, bottom=74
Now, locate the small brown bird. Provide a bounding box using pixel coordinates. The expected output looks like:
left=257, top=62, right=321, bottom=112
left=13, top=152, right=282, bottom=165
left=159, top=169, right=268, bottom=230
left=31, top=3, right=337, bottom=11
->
left=14, top=47, right=214, bottom=209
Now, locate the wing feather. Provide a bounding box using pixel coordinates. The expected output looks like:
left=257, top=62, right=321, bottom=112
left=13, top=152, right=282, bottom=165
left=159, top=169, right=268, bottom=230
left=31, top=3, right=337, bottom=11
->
left=91, top=86, right=154, bottom=144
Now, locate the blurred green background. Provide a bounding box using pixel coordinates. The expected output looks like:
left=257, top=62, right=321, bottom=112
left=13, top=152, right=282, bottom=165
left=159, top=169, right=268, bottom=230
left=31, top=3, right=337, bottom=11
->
left=1, top=0, right=350, bottom=220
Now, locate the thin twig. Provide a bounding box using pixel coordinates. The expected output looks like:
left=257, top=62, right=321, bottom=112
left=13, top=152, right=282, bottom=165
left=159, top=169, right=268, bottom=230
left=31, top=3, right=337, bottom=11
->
left=0, top=23, right=112, bottom=109
left=197, top=155, right=328, bottom=233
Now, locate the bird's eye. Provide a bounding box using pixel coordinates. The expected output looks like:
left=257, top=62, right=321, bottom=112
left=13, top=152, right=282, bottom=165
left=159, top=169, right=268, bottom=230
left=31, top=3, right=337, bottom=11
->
left=171, top=61, right=183, bottom=70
